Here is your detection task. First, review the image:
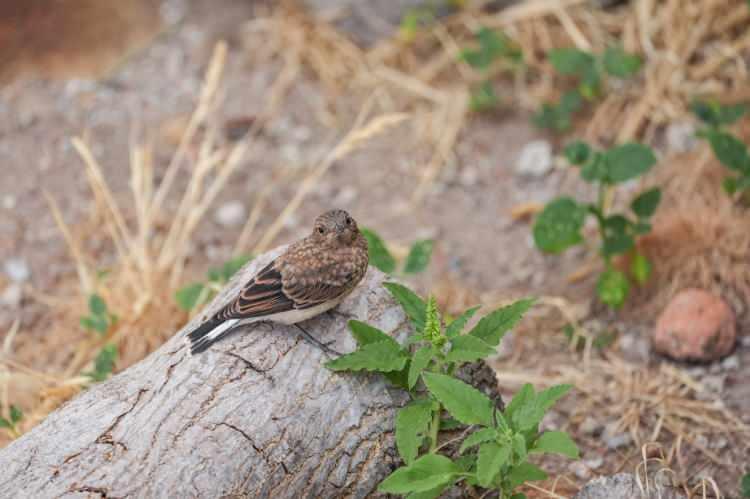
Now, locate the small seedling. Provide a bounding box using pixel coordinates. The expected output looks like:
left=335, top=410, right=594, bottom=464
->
left=362, top=228, right=433, bottom=276
left=326, top=284, right=578, bottom=497
left=175, top=255, right=252, bottom=311
left=80, top=294, right=118, bottom=336
left=691, top=99, right=750, bottom=201
left=460, top=27, right=522, bottom=112
left=533, top=140, right=659, bottom=308
left=534, top=46, right=642, bottom=131
left=0, top=405, right=23, bottom=438
left=84, top=344, right=118, bottom=383
left=742, top=472, right=750, bottom=498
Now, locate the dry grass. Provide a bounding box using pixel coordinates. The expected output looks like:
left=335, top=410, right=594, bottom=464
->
left=0, top=41, right=408, bottom=444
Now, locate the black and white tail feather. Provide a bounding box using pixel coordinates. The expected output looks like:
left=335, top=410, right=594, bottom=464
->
left=186, top=318, right=241, bottom=355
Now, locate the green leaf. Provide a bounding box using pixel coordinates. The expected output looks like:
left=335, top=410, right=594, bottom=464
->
left=723, top=176, right=739, bottom=195
left=423, top=372, right=494, bottom=426
left=504, top=383, right=535, bottom=427
left=208, top=255, right=252, bottom=282
left=468, top=298, right=535, bottom=346
left=408, top=346, right=433, bottom=389
left=533, top=198, right=587, bottom=253
left=548, top=48, right=595, bottom=75
left=89, top=294, right=107, bottom=316
left=404, top=240, right=434, bottom=274
left=691, top=100, right=747, bottom=127
left=445, top=306, right=480, bottom=338
left=564, top=141, right=591, bottom=165
left=362, top=228, right=397, bottom=274
left=536, top=384, right=572, bottom=413
left=580, top=152, right=609, bottom=183
left=378, top=454, right=460, bottom=494
left=396, top=400, right=433, bottom=465
left=632, top=220, right=652, bottom=235
left=175, top=283, right=206, bottom=311
left=631, top=187, right=661, bottom=218
left=470, top=81, right=500, bottom=112
left=445, top=335, right=496, bottom=363
left=507, top=462, right=548, bottom=489
left=559, top=90, right=584, bottom=114
left=9, top=405, right=22, bottom=425
left=0, top=417, right=11, bottom=429
left=602, top=233, right=634, bottom=257
left=597, top=268, right=630, bottom=308
left=406, top=484, right=450, bottom=499
left=513, top=432, right=527, bottom=462
left=459, top=427, right=498, bottom=453
left=705, top=130, right=750, bottom=173
left=605, top=143, right=657, bottom=183
left=603, top=215, right=629, bottom=234
left=348, top=320, right=400, bottom=349
left=741, top=473, right=750, bottom=497
left=478, top=27, right=521, bottom=63
left=86, top=344, right=118, bottom=382
left=440, top=417, right=463, bottom=431
left=602, top=46, right=642, bottom=78
left=384, top=282, right=426, bottom=332
left=630, top=252, right=651, bottom=285
left=477, top=441, right=511, bottom=487
left=325, top=341, right=408, bottom=373
left=532, top=91, right=582, bottom=132
left=531, top=431, right=579, bottom=458
left=510, top=494, right=528, bottom=499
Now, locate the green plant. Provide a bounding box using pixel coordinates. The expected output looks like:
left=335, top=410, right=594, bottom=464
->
left=326, top=284, right=578, bottom=497
left=84, top=344, right=118, bottom=383
left=534, top=46, right=642, bottom=131
left=0, top=405, right=23, bottom=438
left=362, top=228, right=433, bottom=276
left=691, top=99, right=750, bottom=200
left=175, top=255, right=252, bottom=311
left=80, top=294, right=118, bottom=336
left=742, top=472, right=750, bottom=498
left=533, top=140, right=659, bottom=308
left=460, top=27, right=523, bottom=112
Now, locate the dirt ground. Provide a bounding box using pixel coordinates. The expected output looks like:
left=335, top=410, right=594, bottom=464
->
left=0, top=0, right=748, bottom=497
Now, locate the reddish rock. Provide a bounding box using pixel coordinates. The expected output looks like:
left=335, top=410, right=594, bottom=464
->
left=653, top=289, right=736, bottom=362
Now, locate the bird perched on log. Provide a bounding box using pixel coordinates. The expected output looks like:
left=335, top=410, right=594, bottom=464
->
left=186, top=209, right=369, bottom=355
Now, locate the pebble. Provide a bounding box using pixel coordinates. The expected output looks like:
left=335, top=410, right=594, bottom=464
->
left=0, top=283, right=22, bottom=307
left=618, top=333, right=650, bottom=363
left=741, top=336, right=750, bottom=348
left=579, top=416, right=604, bottom=436
left=696, top=374, right=725, bottom=401
left=2, top=195, right=16, bottom=210
left=3, top=258, right=30, bottom=282
left=516, top=140, right=553, bottom=177
left=603, top=422, right=632, bottom=449
left=214, top=201, right=246, bottom=228
left=459, top=166, right=479, bottom=187
left=721, top=355, right=740, bottom=370
left=584, top=457, right=604, bottom=470
left=665, top=121, right=697, bottom=153
left=569, top=461, right=592, bottom=480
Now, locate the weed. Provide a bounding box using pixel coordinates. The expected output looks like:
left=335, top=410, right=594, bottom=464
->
left=533, top=140, right=659, bottom=308
left=84, top=344, right=118, bottom=383
left=175, top=255, right=252, bottom=311
left=326, top=284, right=577, bottom=497
left=742, top=472, right=750, bottom=497
left=362, top=228, right=433, bottom=276
left=80, top=293, right=118, bottom=336
left=0, top=406, right=23, bottom=438
left=534, top=46, right=641, bottom=131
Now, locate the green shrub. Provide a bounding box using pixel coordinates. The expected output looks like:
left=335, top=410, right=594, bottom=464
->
left=362, top=228, right=433, bottom=276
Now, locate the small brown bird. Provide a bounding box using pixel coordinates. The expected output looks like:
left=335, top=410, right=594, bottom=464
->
left=186, top=209, right=369, bottom=355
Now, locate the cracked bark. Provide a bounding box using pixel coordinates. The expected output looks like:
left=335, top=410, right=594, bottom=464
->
left=0, top=247, right=501, bottom=498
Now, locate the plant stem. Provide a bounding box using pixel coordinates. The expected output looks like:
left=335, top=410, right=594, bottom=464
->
left=429, top=402, right=441, bottom=452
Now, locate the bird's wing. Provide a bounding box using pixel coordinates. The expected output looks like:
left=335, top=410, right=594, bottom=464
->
left=213, top=260, right=297, bottom=321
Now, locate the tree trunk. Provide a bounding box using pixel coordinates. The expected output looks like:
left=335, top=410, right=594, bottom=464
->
left=0, top=247, right=502, bottom=498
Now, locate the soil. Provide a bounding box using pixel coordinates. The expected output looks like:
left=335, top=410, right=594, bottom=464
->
left=0, top=0, right=747, bottom=497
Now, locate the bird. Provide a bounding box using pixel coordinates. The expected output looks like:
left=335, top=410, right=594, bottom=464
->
left=186, top=209, right=369, bottom=355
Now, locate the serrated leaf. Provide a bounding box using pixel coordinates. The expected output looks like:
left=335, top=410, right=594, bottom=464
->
left=477, top=441, right=511, bottom=487
left=384, top=282, right=426, bottom=332
left=378, top=454, right=460, bottom=494
left=602, top=46, right=642, bottom=78
left=533, top=198, right=587, bottom=253
left=631, top=187, right=661, bottom=218
left=445, top=306, right=480, bottom=338
left=9, top=405, right=22, bottom=425
left=548, top=48, right=595, bottom=75
left=564, top=141, right=591, bottom=165
left=175, top=283, right=206, bottom=311
left=597, top=268, right=630, bottom=308
left=606, top=143, right=657, bottom=183
left=630, top=252, right=651, bottom=285
left=468, top=298, right=535, bottom=346
left=348, top=320, right=400, bottom=349
left=404, top=240, right=433, bottom=274
left=507, top=462, right=548, bottom=489
left=89, top=294, right=107, bottom=316
left=531, top=431, right=579, bottom=458
left=536, top=384, right=572, bottom=412
left=325, top=341, right=408, bottom=373
left=513, top=432, right=527, bottom=462
left=459, top=428, right=498, bottom=453
left=423, top=372, right=494, bottom=426
left=408, top=346, right=432, bottom=389
left=504, top=384, right=535, bottom=427
left=445, top=335, right=496, bottom=363
left=362, top=228, right=397, bottom=274
left=396, top=400, right=433, bottom=465
left=705, top=130, right=750, bottom=173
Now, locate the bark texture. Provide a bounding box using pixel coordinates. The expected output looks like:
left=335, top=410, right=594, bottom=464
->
left=0, top=247, right=414, bottom=498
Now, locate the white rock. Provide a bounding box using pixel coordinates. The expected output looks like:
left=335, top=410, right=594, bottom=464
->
left=741, top=336, right=750, bottom=348
left=569, top=461, right=592, bottom=480
left=2, top=195, right=16, bottom=210
left=584, top=457, right=604, bottom=470
left=721, top=355, right=740, bottom=370
left=0, top=283, right=22, bottom=307
left=517, top=140, right=553, bottom=177
left=603, top=422, right=632, bottom=449
left=579, top=416, right=604, bottom=436
left=666, top=121, right=697, bottom=153
left=3, top=258, right=30, bottom=282
left=214, top=201, right=246, bottom=228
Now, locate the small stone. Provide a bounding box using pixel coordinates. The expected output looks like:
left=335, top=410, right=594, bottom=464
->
left=459, top=167, right=479, bottom=187
left=2, top=195, right=16, bottom=210
left=603, top=422, right=632, bottom=449
left=569, top=461, right=592, bottom=480
left=0, top=283, right=22, bottom=307
left=619, top=333, right=650, bottom=363
left=665, top=122, right=697, bottom=153
left=214, top=201, right=246, bottom=228
left=741, top=335, right=750, bottom=348
left=720, top=354, right=739, bottom=370
left=584, top=457, right=604, bottom=470
left=516, top=140, right=553, bottom=177
left=697, top=374, right=725, bottom=399
left=653, top=289, right=736, bottom=362
left=579, top=416, right=604, bottom=436
left=693, top=434, right=708, bottom=448
left=711, top=436, right=728, bottom=450
left=3, top=258, right=30, bottom=282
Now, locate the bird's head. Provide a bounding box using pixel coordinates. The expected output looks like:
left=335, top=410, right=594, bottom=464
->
left=312, top=209, right=361, bottom=246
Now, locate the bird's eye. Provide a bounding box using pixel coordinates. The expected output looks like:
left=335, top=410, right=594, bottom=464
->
left=317, top=226, right=325, bottom=234
left=346, top=217, right=353, bottom=225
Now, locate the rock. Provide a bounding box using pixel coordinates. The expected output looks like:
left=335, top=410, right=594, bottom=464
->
left=619, top=333, right=651, bottom=363
left=516, top=140, right=553, bottom=178
left=665, top=121, right=697, bottom=153
left=2, top=195, right=16, bottom=210
left=603, top=422, right=632, bottom=449
left=720, top=354, right=739, bottom=370
left=696, top=374, right=725, bottom=400
left=741, top=336, right=750, bottom=348
left=653, top=289, right=736, bottom=362
left=575, top=473, right=687, bottom=499
left=3, top=258, right=30, bottom=283
left=584, top=456, right=604, bottom=470
left=214, top=201, right=246, bottom=228
left=569, top=461, right=592, bottom=480
left=0, top=284, right=22, bottom=308
left=579, top=416, right=604, bottom=436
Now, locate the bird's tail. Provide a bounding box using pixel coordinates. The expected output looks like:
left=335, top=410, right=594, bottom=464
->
left=186, top=318, right=241, bottom=355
